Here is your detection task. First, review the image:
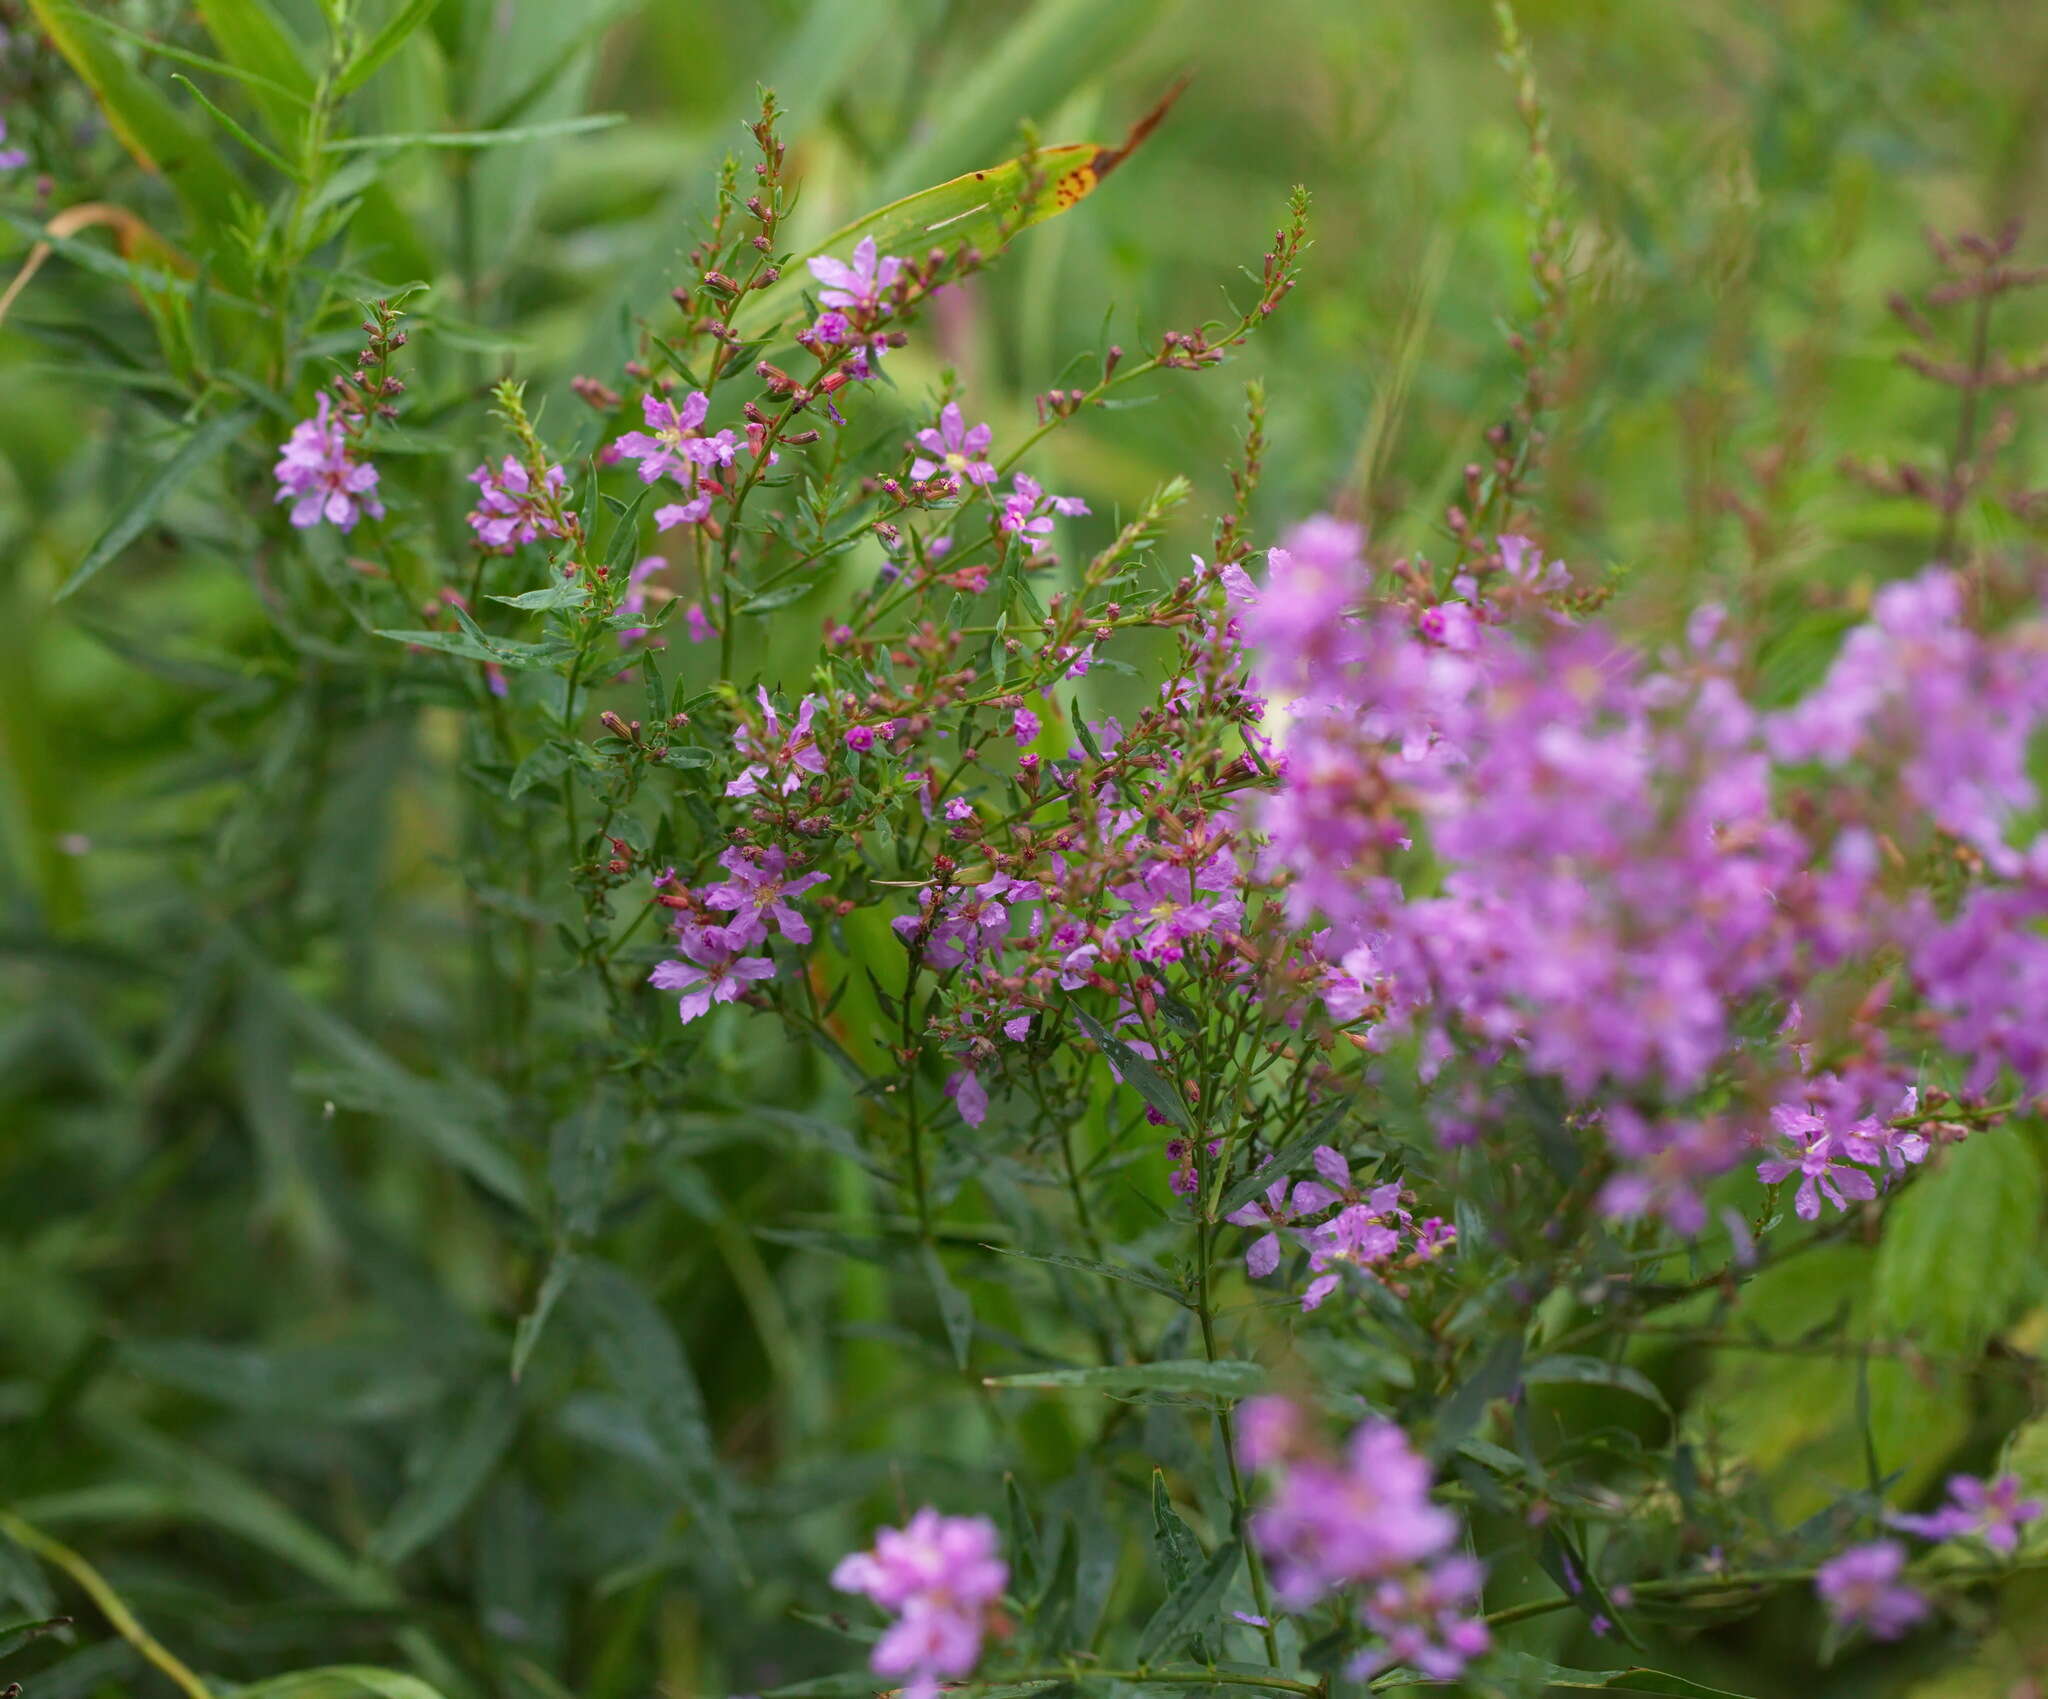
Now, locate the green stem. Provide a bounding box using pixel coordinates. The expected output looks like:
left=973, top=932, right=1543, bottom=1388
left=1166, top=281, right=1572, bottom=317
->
left=1193, top=1215, right=1280, bottom=1664
left=0, top=1510, right=213, bottom=1699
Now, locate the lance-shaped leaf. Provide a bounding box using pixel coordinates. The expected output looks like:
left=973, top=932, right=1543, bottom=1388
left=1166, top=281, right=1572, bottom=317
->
left=731, top=80, right=1186, bottom=342
left=983, top=1359, right=1263, bottom=1399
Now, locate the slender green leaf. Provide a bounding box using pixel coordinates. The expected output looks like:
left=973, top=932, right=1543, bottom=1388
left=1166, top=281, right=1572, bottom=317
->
left=0, top=1618, right=73, bottom=1663
left=370, top=1381, right=521, bottom=1565
left=1524, top=1354, right=1672, bottom=1417
left=55, top=409, right=254, bottom=601
left=983, top=1359, right=1263, bottom=1398
left=1070, top=1008, right=1190, bottom=1131
left=170, top=73, right=304, bottom=179
left=336, top=0, right=443, bottom=95
left=512, top=1250, right=577, bottom=1382
left=233, top=1669, right=450, bottom=1699
left=571, top=1260, right=744, bottom=1577
left=324, top=114, right=625, bottom=152
left=192, top=0, right=310, bottom=92
left=984, top=1244, right=1187, bottom=1305
left=489, top=582, right=589, bottom=612
left=922, top=1244, right=975, bottom=1371
left=26, top=0, right=251, bottom=232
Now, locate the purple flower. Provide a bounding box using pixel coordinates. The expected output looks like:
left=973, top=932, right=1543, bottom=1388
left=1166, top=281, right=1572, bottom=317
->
left=1353, top=1555, right=1490, bottom=1682
left=467, top=455, right=572, bottom=551
left=1418, top=601, right=1479, bottom=651
left=0, top=119, right=27, bottom=172
left=1238, top=515, right=1367, bottom=689
left=832, top=1509, right=1006, bottom=1699
left=614, top=391, right=735, bottom=485
left=701, top=846, right=828, bottom=946
left=1815, top=1541, right=1927, bottom=1641
left=1300, top=1198, right=1405, bottom=1311
left=1498, top=533, right=1569, bottom=593
left=1237, top=1396, right=1306, bottom=1470
left=911, top=404, right=997, bottom=488
left=1890, top=1473, right=2043, bottom=1555
left=655, top=494, right=713, bottom=532
left=803, top=310, right=851, bottom=348
left=1011, top=708, right=1040, bottom=746
left=1225, top=1178, right=1292, bottom=1279
left=274, top=395, right=383, bottom=532
left=808, top=237, right=908, bottom=317
left=998, top=473, right=1089, bottom=543
left=945, top=1069, right=989, bottom=1128
left=1755, top=1103, right=1880, bottom=1221
left=727, top=689, right=828, bottom=798
left=648, top=930, right=776, bottom=1024
left=1247, top=1415, right=1459, bottom=1608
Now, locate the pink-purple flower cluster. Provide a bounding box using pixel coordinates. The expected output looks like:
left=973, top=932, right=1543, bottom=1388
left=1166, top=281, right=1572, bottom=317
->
left=466, top=455, right=573, bottom=551
left=1815, top=1472, right=2038, bottom=1644
left=1814, top=1542, right=1926, bottom=1642
left=613, top=390, right=738, bottom=532
left=1235, top=523, right=2048, bottom=1234
left=645, top=846, right=825, bottom=1025
left=1226, top=1145, right=1454, bottom=1309
left=1240, top=1399, right=1488, bottom=1680
left=831, top=1508, right=1007, bottom=1699
left=274, top=393, right=383, bottom=533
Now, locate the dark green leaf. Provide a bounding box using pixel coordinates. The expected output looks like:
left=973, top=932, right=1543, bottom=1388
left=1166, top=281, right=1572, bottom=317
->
left=55, top=409, right=254, bottom=601
left=1070, top=1008, right=1190, bottom=1132
left=1524, top=1354, right=1672, bottom=1416
left=370, top=1380, right=521, bottom=1565
left=984, top=1244, right=1187, bottom=1304
left=571, top=1260, right=744, bottom=1578
left=1135, top=1533, right=1238, bottom=1661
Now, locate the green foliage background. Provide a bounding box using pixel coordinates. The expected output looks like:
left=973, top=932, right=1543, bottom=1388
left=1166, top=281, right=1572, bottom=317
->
left=3, top=3, right=2048, bottom=1698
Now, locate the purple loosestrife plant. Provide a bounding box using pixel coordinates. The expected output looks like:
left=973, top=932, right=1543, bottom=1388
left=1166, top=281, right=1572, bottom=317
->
left=208, top=56, right=2048, bottom=1699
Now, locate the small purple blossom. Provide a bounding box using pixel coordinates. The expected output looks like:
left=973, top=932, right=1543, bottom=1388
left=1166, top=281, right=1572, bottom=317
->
left=1815, top=1541, right=1927, bottom=1641
left=808, top=237, right=907, bottom=317
left=466, top=455, right=572, bottom=551
left=911, top=404, right=997, bottom=488
left=1755, top=1102, right=1880, bottom=1221
left=614, top=391, right=736, bottom=485
left=727, top=689, right=828, bottom=797
left=1890, top=1473, right=2042, bottom=1555
left=945, top=1069, right=989, bottom=1127
left=999, top=472, right=1089, bottom=543
left=274, top=394, right=383, bottom=532
left=648, top=930, right=777, bottom=1024
left=702, top=846, right=828, bottom=946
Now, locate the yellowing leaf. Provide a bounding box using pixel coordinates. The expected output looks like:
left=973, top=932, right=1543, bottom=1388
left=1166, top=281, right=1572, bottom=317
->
left=733, top=81, right=1186, bottom=341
